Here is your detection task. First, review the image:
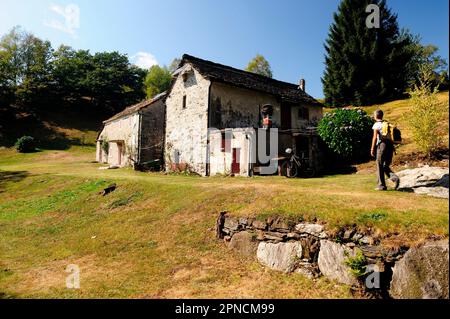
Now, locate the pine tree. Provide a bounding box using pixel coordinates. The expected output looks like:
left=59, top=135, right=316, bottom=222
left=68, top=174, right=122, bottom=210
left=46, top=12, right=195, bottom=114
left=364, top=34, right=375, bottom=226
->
left=322, top=0, right=414, bottom=107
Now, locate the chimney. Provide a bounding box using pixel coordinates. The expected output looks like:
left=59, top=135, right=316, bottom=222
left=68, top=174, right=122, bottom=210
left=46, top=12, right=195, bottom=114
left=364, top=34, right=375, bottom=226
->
left=299, top=78, right=306, bottom=92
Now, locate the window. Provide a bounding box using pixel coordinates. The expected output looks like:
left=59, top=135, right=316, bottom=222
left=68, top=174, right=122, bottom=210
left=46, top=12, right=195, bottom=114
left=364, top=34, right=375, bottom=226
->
left=182, top=95, right=187, bottom=109
left=298, top=107, right=309, bottom=120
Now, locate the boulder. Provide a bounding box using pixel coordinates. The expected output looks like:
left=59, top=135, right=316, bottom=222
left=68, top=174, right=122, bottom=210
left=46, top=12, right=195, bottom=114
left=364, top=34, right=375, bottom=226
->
left=317, top=240, right=359, bottom=286
left=229, top=231, right=258, bottom=257
left=257, top=242, right=302, bottom=273
left=390, top=240, right=449, bottom=299
left=397, top=166, right=449, bottom=199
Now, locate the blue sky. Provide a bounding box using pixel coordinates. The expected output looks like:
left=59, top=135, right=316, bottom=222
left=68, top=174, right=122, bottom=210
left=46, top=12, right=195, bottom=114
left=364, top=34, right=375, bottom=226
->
left=0, top=0, right=448, bottom=98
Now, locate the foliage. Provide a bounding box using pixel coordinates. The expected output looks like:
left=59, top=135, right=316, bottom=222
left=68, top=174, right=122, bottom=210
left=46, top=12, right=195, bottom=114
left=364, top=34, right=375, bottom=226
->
left=0, top=26, right=146, bottom=115
left=344, top=249, right=368, bottom=278
left=318, top=108, right=373, bottom=161
left=245, top=54, right=273, bottom=78
left=322, top=0, right=416, bottom=106
left=14, top=135, right=36, bottom=153
left=406, top=41, right=449, bottom=90
left=406, top=62, right=448, bottom=156
left=144, top=65, right=172, bottom=98
left=168, top=58, right=181, bottom=73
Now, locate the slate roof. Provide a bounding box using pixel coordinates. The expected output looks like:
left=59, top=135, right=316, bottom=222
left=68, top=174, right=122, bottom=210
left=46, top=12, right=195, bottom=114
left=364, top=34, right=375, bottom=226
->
left=180, top=54, right=322, bottom=106
left=103, top=92, right=166, bottom=124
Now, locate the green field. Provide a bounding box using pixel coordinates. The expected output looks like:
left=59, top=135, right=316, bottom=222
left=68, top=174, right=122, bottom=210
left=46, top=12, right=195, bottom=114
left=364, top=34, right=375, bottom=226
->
left=0, top=145, right=448, bottom=298
left=0, top=93, right=448, bottom=298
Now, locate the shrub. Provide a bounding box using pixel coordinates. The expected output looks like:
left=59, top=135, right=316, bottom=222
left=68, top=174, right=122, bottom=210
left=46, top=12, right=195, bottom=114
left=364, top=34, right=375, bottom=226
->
left=318, top=108, right=374, bottom=161
left=15, top=136, right=36, bottom=153
left=344, top=249, right=368, bottom=278
left=101, top=139, right=109, bottom=155
left=406, top=65, right=447, bottom=157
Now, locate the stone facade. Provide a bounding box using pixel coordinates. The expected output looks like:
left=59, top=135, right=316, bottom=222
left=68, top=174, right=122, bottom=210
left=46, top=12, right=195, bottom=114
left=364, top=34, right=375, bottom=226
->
left=164, top=65, right=211, bottom=175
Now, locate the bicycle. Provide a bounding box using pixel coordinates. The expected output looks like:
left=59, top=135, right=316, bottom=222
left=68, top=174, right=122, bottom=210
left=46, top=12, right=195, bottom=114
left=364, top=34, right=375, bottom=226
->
left=281, top=148, right=316, bottom=178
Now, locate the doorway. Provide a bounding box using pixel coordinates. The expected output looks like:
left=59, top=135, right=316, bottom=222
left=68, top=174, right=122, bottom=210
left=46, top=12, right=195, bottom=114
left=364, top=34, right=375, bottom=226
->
left=231, top=148, right=240, bottom=174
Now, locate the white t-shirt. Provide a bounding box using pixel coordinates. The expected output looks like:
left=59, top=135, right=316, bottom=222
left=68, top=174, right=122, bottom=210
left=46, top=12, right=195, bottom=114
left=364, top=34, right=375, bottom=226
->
left=372, top=121, right=383, bottom=144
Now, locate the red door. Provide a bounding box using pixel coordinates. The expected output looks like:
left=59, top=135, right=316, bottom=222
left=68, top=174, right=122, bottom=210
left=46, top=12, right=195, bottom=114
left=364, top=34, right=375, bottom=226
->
left=232, top=148, right=240, bottom=174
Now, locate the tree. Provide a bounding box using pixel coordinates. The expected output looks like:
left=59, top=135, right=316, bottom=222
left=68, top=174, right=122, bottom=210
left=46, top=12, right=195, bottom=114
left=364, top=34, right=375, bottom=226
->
left=322, top=0, right=415, bottom=107
left=169, top=58, right=181, bottom=73
left=144, top=65, right=172, bottom=98
left=406, top=41, right=448, bottom=90
left=245, top=54, right=273, bottom=78
left=0, top=26, right=54, bottom=108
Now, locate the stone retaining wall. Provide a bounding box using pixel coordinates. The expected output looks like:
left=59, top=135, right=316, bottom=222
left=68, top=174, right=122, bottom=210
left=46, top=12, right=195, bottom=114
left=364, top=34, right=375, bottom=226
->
left=216, top=212, right=449, bottom=299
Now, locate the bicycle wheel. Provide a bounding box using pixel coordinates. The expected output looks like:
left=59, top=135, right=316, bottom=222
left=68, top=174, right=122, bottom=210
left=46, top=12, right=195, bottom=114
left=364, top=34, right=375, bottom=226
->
left=284, top=161, right=298, bottom=178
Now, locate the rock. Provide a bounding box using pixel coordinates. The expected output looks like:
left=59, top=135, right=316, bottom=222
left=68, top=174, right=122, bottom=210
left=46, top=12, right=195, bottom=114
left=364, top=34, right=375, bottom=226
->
left=263, top=234, right=284, bottom=242
left=257, top=242, right=302, bottom=273
left=397, top=166, right=449, bottom=199
left=296, top=262, right=320, bottom=279
left=252, top=220, right=267, bottom=230
left=413, top=186, right=449, bottom=199
left=286, top=232, right=302, bottom=240
left=238, top=217, right=249, bottom=226
left=270, top=218, right=292, bottom=232
left=100, top=183, right=116, bottom=196
left=229, top=231, right=258, bottom=257
left=223, top=217, right=240, bottom=232
left=318, top=240, right=359, bottom=286
left=360, top=236, right=375, bottom=245
left=295, top=223, right=328, bottom=238
left=390, top=240, right=449, bottom=299
left=215, top=211, right=227, bottom=239
left=343, top=229, right=355, bottom=240
left=300, top=237, right=320, bottom=261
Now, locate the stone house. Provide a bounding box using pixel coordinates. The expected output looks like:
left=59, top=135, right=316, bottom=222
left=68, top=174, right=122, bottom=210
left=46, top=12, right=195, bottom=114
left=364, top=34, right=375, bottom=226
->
left=164, top=54, right=324, bottom=176
left=96, top=92, right=166, bottom=168
left=97, top=54, right=324, bottom=176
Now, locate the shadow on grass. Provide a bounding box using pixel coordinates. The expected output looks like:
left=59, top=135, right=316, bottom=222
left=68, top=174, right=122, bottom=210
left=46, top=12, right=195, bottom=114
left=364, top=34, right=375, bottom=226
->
left=0, top=170, right=30, bottom=193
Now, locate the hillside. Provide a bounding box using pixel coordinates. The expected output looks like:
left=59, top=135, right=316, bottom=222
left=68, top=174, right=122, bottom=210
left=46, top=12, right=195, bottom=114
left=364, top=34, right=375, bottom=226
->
left=326, top=91, right=449, bottom=168
left=0, top=94, right=448, bottom=298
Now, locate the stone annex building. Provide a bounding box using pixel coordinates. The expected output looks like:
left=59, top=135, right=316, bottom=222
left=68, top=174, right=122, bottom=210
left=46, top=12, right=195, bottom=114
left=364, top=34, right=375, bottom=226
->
left=96, top=54, right=324, bottom=176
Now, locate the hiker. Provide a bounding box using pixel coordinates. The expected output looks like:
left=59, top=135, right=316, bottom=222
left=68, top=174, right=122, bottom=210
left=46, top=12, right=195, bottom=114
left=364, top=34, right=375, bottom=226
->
left=370, top=109, right=400, bottom=191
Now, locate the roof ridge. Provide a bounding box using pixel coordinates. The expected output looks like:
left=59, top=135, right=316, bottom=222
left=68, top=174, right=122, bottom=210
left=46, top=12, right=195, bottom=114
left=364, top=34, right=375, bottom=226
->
left=103, top=91, right=166, bottom=124
left=181, top=54, right=319, bottom=103
left=182, top=54, right=301, bottom=89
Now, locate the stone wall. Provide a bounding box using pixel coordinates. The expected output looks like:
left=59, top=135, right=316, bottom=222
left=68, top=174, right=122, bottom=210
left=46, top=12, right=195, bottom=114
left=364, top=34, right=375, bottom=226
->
left=216, top=213, right=449, bottom=299
left=164, top=64, right=211, bottom=175
left=209, top=82, right=281, bottom=129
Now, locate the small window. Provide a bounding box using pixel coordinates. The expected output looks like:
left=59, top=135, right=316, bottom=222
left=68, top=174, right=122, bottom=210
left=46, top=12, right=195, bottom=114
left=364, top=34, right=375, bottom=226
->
left=298, top=107, right=309, bottom=120
left=182, top=95, right=187, bottom=109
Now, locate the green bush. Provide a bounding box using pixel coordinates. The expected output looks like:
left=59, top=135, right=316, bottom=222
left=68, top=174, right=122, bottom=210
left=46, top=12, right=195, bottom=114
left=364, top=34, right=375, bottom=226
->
left=15, top=136, right=36, bottom=153
left=318, top=108, right=373, bottom=161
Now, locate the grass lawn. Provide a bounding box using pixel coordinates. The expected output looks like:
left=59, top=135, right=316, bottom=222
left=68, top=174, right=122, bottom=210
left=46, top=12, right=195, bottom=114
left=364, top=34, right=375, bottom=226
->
left=0, top=144, right=448, bottom=298
left=0, top=92, right=448, bottom=298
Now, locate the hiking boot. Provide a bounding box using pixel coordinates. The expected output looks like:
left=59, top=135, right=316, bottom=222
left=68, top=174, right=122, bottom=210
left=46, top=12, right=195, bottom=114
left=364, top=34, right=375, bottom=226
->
left=374, top=186, right=387, bottom=191
left=390, top=175, right=400, bottom=190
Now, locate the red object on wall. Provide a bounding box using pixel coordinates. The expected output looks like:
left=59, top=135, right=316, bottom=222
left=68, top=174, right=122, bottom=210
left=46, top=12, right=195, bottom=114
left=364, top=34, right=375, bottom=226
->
left=232, top=148, right=240, bottom=174
left=263, top=117, right=272, bottom=127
